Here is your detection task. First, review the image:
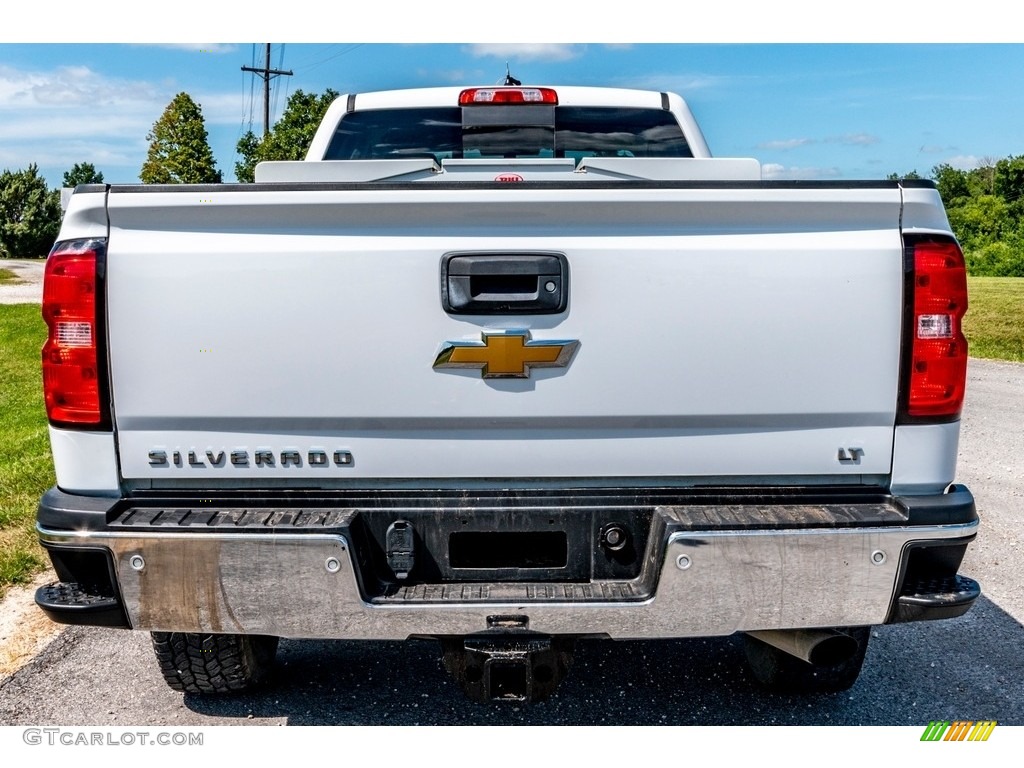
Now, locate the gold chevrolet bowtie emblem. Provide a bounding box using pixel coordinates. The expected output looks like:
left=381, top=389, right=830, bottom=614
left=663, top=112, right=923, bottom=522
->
left=433, top=331, right=579, bottom=379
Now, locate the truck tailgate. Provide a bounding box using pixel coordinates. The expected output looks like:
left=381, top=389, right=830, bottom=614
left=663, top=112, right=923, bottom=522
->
left=105, top=183, right=904, bottom=484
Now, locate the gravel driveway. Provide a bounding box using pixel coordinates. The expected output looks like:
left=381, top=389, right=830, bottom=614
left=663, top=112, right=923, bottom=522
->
left=0, top=259, right=44, bottom=304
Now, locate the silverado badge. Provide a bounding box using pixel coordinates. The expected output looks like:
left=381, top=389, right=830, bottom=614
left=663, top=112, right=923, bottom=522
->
left=433, top=330, right=579, bottom=379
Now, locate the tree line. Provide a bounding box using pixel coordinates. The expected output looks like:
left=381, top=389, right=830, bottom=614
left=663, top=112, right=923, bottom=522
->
left=891, top=158, right=1024, bottom=276
left=0, top=89, right=335, bottom=258
left=4, top=89, right=1023, bottom=274
left=0, top=163, right=103, bottom=260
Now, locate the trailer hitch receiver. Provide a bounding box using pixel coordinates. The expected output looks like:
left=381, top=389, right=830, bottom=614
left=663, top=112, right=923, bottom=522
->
left=441, top=635, right=574, bottom=703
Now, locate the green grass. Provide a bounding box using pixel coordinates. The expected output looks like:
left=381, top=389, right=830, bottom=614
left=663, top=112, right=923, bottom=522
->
left=0, top=305, right=51, bottom=596
left=964, top=276, right=1024, bottom=362
left=0, top=268, right=23, bottom=285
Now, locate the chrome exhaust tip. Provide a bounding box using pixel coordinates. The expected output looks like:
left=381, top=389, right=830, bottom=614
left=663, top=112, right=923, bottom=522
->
left=745, top=628, right=860, bottom=666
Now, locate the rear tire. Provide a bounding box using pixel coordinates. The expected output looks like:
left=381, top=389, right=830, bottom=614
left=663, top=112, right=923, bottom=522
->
left=743, top=626, right=870, bottom=693
left=151, top=632, right=279, bottom=694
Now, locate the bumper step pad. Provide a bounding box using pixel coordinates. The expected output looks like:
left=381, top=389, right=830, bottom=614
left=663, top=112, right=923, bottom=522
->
left=35, top=581, right=129, bottom=627
left=891, top=574, right=981, bottom=623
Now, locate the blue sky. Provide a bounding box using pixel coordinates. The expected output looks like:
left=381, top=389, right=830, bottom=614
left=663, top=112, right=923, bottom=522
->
left=3, top=5, right=1021, bottom=187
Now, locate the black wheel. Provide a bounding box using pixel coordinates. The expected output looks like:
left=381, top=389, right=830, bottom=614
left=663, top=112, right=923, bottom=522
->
left=151, top=632, right=279, bottom=694
left=743, top=627, right=870, bottom=694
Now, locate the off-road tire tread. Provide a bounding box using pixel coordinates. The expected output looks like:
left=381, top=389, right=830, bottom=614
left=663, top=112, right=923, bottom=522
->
left=151, top=632, right=278, bottom=694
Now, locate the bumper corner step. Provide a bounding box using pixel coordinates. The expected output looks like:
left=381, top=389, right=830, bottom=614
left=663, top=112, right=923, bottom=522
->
left=35, top=581, right=130, bottom=628
left=890, top=574, right=980, bottom=624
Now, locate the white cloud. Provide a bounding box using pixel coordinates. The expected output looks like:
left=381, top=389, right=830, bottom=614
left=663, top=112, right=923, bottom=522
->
left=828, top=133, right=880, bottom=147
left=619, top=73, right=733, bottom=93
left=465, top=44, right=582, bottom=62
left=757, top=138, right=814, bottom=150
left=762, top=164, right=842, bottom=180
left=944, top=155, right=983, bottom=170
left=0, top=140, right=145, bottom=170
left=0, top=64, right=237, bottom=121
left=0, top=114, right=153, bottom=142
left=0, top=64, right=240, bottom=182
left=758, top=134, right=879, bottom=152
left=189, top=92, right=250, bottom=125
left=0, top=64, right=159, bottom=109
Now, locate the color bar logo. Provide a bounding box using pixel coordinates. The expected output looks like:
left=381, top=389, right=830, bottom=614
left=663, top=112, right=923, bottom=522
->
left=921, top=721, right=997, bottom=741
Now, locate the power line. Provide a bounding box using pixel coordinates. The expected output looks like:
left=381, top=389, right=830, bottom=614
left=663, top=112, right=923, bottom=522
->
left=271, top=44, right=286, bottom=121
left=247, top=44, right=257, bottom=131
left=241, top=43, right=293, bottom=137
left=236, top=68, right=251, bottom=145
left=300, top=44, right=364, bottom=74
left=285, top=43, right=354, bottom=69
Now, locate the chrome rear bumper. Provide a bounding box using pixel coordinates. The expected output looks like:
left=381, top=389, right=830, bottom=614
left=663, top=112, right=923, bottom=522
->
left=37, top=508, right=979, bottom=639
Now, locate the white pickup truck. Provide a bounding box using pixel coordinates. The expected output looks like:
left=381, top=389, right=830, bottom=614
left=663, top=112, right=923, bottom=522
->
left=36, top=84, right=979, bottom=703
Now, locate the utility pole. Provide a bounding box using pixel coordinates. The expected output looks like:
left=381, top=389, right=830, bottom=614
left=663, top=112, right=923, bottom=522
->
left=241, top=44, right=293, bottom=137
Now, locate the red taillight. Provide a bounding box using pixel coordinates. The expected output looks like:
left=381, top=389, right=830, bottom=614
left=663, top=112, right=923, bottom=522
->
left=903, top=237, right=968, bottom=419
left=42, top=239, right=108, bottom=427
left=458, top=87, right=558, bottom=105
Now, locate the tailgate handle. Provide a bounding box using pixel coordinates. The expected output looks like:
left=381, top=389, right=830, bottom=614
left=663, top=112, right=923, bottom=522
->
left=441, top=253, right=568, bottom=315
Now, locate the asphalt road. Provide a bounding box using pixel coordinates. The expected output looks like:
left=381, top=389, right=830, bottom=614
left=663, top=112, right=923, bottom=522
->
left=1, top=358, right=1021, bottom=726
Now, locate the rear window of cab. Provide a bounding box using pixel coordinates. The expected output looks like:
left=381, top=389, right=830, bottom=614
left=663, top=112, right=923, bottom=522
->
left=324, top=106, right=693, bottom=163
